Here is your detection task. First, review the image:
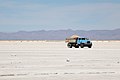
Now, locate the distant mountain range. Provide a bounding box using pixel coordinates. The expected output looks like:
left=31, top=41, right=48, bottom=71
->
left=0, top=28, right=120, bottom=40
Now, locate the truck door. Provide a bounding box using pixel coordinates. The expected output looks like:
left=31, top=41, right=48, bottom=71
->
left=77, top=38, right=81, bottom=44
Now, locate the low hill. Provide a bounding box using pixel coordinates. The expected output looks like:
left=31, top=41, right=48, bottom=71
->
left=0, top=29, right=120, bottom=40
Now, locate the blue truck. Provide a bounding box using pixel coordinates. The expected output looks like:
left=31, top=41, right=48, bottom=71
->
left=66, top=37, right=92, bottom=48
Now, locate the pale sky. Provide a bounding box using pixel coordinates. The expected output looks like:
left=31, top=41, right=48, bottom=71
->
left=0, top=0, right=120, bottom=32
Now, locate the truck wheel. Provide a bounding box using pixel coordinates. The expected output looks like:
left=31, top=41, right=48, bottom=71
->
left=88, top=46, right=92, bottom=48
left=67, top=43, right=72, bottom=48
left=80, top=44, right=84, bottom=48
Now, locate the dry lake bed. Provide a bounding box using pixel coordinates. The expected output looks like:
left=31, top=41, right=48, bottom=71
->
left=0, top=41, right=120, bottom=80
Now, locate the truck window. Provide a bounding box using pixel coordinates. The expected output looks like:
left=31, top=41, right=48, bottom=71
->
left=82, top=38, right=85, bottom=40
left=79, top=38, right=81, bottom=40
left=79, top=38, right=89, bottom=40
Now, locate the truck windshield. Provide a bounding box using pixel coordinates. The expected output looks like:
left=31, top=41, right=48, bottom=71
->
left=85, top=38, right=89, bottom=40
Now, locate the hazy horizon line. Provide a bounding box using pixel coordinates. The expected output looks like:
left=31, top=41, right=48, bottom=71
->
left=0, top=28, right=120, bottom=33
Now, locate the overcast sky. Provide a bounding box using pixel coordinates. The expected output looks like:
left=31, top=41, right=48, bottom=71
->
left=0, top=0, right=120, bottom=32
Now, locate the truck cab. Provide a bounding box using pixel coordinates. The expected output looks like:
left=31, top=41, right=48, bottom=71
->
left=76, top=38, right=92, bottom=48
left=67, top=37, right=92, bottom=48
